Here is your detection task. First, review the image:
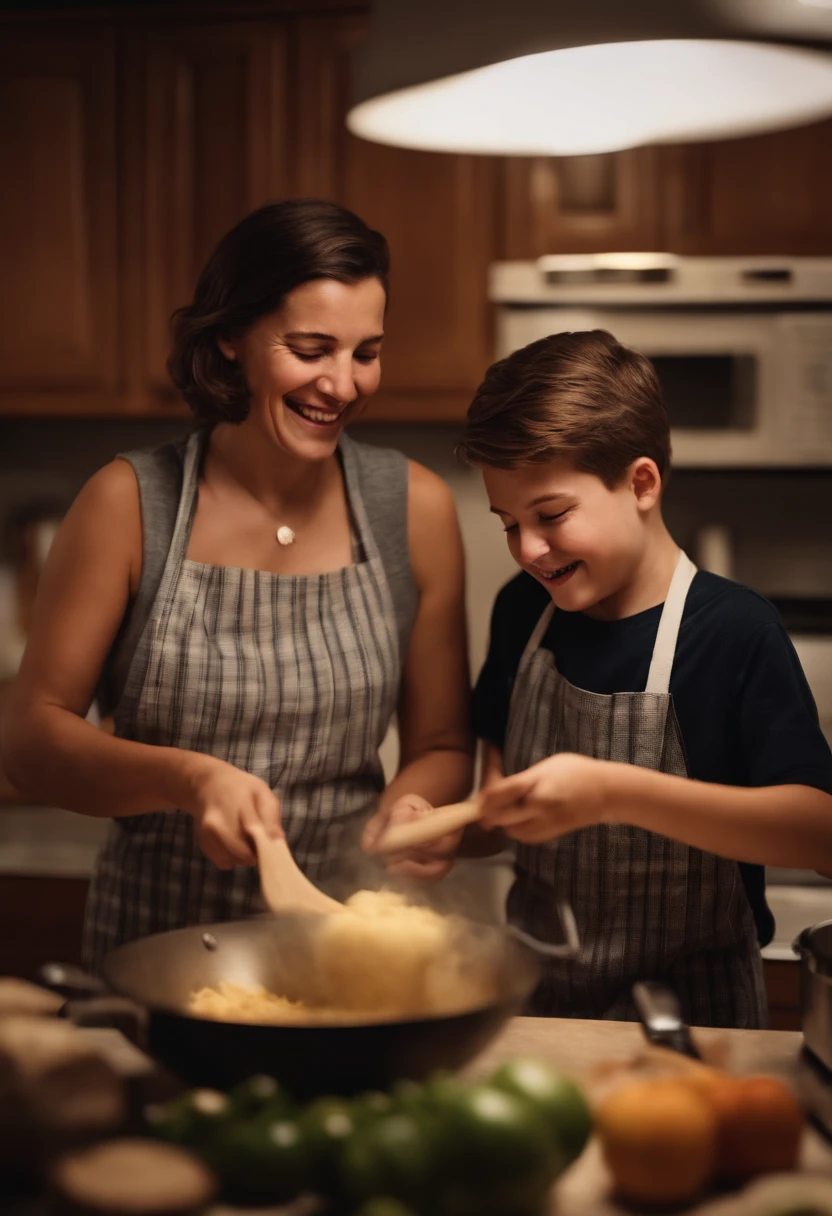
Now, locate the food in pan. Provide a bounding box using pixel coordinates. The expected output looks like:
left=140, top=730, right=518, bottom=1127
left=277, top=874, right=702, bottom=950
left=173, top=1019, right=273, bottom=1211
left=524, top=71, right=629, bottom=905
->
left=189, top=890, right=498, bottom=1024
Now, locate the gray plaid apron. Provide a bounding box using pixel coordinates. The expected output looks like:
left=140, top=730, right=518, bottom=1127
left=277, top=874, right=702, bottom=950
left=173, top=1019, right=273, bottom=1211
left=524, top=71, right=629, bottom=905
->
left=505, top=551, right=767, bottom=1028
left=84, top=430, right=400, bottom=973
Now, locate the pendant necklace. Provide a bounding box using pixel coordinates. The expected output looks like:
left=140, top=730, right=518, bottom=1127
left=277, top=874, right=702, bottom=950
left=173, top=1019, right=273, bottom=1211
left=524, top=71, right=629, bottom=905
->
left=276, top=525, right=296, bottom=546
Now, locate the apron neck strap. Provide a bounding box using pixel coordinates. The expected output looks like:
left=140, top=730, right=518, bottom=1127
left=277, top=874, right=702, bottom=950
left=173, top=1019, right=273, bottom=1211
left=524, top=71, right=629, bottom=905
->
left=644, top=550, right=697, bottom=695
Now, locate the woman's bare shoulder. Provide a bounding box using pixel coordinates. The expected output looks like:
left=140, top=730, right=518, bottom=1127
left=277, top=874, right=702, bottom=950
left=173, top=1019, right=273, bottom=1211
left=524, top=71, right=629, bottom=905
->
left=64, top=459, right=143, bottom=589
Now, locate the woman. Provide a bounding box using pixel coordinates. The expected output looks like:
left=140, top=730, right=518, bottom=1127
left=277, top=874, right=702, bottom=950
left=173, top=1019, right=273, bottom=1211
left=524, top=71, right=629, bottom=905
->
left=1, top=199, right=473, bottom=972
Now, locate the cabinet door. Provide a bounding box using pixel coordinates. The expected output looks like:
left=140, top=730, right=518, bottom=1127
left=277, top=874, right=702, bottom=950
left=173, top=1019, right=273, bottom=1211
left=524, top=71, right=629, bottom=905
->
left=662, top=118, right=832, bottom=255
left=294, top=15, right=499, bottom=421
left=0, top=26, right=119, bottom=414
left=129, top=22, right=290, bottom=408
left=500, top=149, right=664, bottom=258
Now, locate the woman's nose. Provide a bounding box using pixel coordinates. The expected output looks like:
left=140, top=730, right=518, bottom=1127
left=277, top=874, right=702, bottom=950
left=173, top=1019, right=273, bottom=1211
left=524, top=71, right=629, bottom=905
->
left=316, top=358, right=356, bottom=405
left=517, top=529, right=550, bottom=565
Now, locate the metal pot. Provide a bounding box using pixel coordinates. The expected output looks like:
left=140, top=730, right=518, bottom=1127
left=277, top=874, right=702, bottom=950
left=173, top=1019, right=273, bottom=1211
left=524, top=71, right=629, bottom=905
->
left=45, top=913, right=542, bottom=1098
left=794, top=919, right=832, bottom=1070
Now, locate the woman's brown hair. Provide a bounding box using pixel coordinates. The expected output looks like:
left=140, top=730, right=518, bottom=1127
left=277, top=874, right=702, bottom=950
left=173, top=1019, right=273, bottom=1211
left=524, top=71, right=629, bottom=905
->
left=168, top=198, right=390, bottom=426
left=456, top=330, right=671, bottom=486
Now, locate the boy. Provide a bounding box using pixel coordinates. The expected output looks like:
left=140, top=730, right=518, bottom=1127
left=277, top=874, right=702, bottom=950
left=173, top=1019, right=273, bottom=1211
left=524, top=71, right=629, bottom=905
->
left=366, top=329, right=832, bottom=1028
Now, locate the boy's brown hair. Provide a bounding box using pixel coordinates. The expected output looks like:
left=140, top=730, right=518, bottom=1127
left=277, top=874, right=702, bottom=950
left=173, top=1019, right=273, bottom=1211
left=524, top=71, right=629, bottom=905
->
left=455, top=330, right=671, bottom=487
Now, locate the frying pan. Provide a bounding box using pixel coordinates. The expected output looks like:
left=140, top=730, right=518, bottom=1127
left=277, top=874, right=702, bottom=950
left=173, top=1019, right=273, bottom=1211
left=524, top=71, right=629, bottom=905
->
left=48, top=913, right=542, bottom=1098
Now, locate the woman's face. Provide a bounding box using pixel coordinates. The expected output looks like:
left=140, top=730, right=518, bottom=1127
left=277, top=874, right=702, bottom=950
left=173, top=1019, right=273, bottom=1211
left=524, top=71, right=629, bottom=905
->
left=219, top=276, right=386, bottom=461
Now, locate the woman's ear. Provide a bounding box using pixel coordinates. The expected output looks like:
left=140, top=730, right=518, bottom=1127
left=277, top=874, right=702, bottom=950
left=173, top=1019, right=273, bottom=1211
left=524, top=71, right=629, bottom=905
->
left=217, top=336, right=236, bottom=361
left=631, top=458, right=663, bottom=511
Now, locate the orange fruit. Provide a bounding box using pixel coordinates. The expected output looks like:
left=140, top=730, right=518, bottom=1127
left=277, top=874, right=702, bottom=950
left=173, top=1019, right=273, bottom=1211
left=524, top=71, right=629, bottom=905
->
left=595, top=1077, right=717, bottom=1206
left=696, top=1073, right=804, bottom=1182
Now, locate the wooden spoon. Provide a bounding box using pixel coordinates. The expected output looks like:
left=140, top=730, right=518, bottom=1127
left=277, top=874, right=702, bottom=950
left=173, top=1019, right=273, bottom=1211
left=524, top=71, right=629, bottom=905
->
left=249, top=824, right=345, bottom=916
left=373, top=800, right=482, bottom=855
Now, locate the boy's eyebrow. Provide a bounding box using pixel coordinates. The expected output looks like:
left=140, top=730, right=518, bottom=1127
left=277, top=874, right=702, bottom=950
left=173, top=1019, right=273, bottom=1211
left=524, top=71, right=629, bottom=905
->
left=285, top=331, right=385, bottom=343
left=489, top=494, right=568, bottom=515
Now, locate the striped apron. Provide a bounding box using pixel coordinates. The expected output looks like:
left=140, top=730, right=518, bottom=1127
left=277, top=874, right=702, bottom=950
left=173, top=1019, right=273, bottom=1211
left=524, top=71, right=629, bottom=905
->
left=84, top=431, right=400, bottom=973
left=504, top=551, right=767, bottom=1028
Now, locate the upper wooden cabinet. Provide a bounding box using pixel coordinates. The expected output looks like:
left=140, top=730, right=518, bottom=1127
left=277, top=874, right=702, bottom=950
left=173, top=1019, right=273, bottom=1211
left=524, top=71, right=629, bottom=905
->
left=662, top=118, right=832, bottom=255
left=1, top=9, right=831, bottom=420
left=500, top=149, right=664, bottom=258
left=0, top=26, right=119, bottom=414
left=293, top=15, right=499, bottom=420
left=500, top=119, right=832, bottom=260
left=125, top=22, right=290, bottom=409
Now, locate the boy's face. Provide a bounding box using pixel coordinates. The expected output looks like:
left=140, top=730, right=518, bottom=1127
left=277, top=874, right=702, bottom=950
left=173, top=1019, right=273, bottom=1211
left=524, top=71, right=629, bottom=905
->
left=483, top=458, right=654, bottom=618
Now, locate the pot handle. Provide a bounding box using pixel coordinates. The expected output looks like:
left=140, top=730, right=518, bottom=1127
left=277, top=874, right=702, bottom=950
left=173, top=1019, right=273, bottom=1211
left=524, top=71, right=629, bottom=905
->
left=39, top=962, right=148, bottom=1048
left=632, top=980, right=701, bottom=1060
left=505, top=901, right=581, bottom=958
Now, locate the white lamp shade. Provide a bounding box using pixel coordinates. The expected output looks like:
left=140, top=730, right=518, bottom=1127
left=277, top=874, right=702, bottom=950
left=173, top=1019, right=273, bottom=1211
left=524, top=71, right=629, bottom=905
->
left=348, top=0, right=832, bottom=155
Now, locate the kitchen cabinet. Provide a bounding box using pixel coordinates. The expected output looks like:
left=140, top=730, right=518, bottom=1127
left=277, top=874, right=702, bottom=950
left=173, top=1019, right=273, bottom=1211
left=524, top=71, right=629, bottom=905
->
left=1, top=6, right=832, bottom=421
left=764, top=959, right=802, bottom=1032
left=662, top=119, right=832, bottom=255
left=0, top=25, right=120, bottom=416
left=501, top=118, right=832, bottom=260
left=293, top=14, right=499, bottom=421
left=500, top=148, right=665, bottom=258
left=0, top=876, right=88, bottom=979
left=126, top=21, right=291, bottom=412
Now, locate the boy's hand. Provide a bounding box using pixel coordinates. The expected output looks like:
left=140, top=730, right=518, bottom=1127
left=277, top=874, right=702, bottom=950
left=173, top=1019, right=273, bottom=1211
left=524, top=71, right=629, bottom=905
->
left=362, top=793, right=462, bottom=880
left=478, top=753, right=609, bottom=843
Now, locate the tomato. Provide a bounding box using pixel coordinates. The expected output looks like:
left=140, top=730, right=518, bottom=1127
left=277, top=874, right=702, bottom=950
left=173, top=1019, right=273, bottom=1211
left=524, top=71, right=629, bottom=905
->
left=215, top=1116, right=310, bottom=1203
left=490, top=1058, right=591, bottom=1165
left=341, top=1112, right=438, bottom=1208
left=433, top=1083, right=557, bottom=1216
left=298, top=1096, right=358, bottom=1197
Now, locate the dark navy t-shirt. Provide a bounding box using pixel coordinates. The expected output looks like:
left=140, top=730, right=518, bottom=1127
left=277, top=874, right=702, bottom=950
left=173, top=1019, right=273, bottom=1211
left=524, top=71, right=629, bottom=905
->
left=473, top=570, right=832, bottom=948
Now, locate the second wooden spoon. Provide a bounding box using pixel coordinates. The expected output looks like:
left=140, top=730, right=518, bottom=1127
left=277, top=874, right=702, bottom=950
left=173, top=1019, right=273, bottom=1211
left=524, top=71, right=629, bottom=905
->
left=373, top=800, right=482, bottom=855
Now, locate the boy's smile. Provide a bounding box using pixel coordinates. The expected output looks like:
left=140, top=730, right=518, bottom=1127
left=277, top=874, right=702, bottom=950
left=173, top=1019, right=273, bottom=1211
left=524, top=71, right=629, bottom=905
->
left=483, top=457, right=670, bottom=620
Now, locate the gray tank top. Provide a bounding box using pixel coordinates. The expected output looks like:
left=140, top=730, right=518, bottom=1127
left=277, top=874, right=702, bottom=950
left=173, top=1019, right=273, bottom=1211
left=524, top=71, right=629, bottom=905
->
left=99, top=430, right=418, bottom=717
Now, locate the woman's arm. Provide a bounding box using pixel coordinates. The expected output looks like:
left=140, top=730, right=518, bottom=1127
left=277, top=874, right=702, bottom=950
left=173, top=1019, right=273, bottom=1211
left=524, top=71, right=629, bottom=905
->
left=380, top=460, right=474, bottom=809
left=361, top=463, right=473, bottom=874
left=478, top=752, right=832, bottom=870
left=0, top=460, right=280, bottom=868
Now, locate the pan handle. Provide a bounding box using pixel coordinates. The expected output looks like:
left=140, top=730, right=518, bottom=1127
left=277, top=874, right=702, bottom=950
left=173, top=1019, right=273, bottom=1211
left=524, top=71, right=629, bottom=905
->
left=632, top=980, right=701, bottom=1060
left=39, top=961, right=107, bottom=999
left=39, top=962, right=148, bottom=1048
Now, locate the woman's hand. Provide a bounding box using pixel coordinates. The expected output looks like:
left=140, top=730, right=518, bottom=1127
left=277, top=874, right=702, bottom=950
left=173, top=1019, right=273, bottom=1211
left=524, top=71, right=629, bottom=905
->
left=183, top=757, right=283, bottom=869
left=362, top=793, right=462, bottom=880
left=478, top=753, right=610, bottom=843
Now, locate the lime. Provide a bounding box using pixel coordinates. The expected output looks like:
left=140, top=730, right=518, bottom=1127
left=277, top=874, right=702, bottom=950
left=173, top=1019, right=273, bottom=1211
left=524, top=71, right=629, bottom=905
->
left=433, top=1083, right=557, bottom=1216
left=341, top=1111, right=437, bottom=1207
left=227, top=1073, right=293, bottom=1121
left=144, top=1087, right=230, bottom=1156
left=491, top=1059, right=592, bottom=1164
left=298, top=1096, right=357, bottom=1196
left=215, top=1116, right=309, bottom=1203
left=355, top=1200, right=421, bottom=1216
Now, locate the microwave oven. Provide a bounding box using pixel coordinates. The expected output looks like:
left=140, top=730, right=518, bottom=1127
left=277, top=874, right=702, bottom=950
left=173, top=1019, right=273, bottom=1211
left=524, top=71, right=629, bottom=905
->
left=491, top=255, right=832, bottom=468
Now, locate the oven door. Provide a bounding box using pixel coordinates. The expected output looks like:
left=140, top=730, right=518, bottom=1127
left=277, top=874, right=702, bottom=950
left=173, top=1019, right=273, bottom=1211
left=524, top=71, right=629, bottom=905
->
left=495, top=306, right=832, bottom=467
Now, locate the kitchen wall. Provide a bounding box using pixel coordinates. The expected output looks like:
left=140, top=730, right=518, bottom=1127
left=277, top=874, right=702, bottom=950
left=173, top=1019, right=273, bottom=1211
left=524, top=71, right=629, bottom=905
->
left=2, top=416, right=831, bottom=681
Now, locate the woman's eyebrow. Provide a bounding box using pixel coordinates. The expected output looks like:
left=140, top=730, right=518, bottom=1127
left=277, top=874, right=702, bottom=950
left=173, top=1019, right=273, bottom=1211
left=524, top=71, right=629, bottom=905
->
left=285, top=331, right=385, bottom=342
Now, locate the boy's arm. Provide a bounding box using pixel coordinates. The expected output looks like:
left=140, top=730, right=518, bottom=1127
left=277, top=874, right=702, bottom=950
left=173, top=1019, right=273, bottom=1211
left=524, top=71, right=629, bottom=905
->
left=478, top=753, right=832, bottom=871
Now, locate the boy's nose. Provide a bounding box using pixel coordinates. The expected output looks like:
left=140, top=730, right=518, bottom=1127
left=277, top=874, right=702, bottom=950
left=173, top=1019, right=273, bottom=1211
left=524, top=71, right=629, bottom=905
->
left=518, top=529, right=550, bottom=565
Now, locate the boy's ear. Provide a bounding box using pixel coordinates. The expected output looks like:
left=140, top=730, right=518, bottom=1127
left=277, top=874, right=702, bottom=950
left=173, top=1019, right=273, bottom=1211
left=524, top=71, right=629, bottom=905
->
left=631, top=458, right=663, bottom=510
